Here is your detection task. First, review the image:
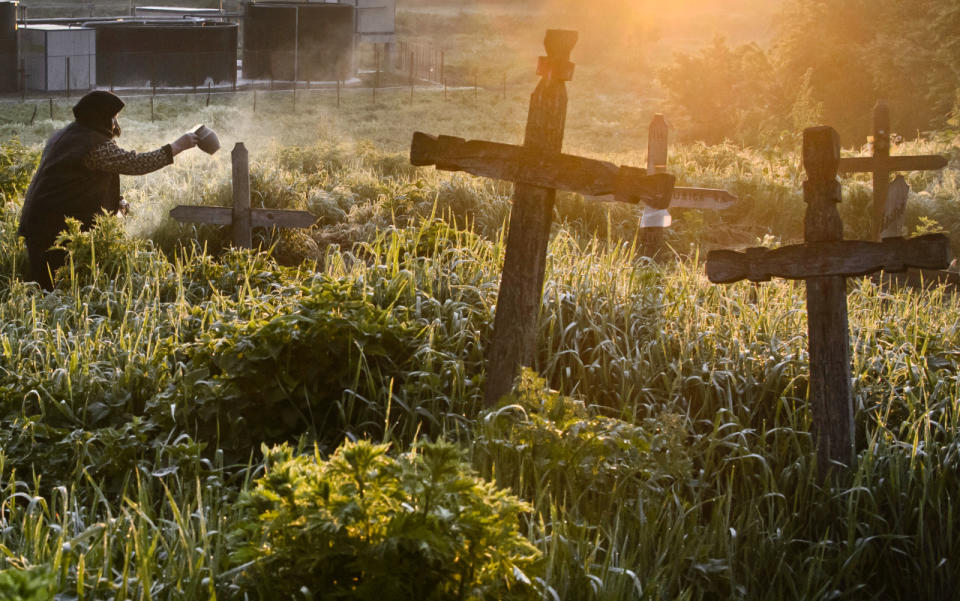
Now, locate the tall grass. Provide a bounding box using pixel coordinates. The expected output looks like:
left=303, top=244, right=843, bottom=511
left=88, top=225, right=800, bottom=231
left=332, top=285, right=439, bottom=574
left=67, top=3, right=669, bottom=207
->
left=0, top=56, right=959, bottom=601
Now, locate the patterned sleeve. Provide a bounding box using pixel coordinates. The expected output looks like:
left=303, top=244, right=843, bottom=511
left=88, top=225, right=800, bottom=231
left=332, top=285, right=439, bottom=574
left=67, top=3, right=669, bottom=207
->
left=83, top=140, right=174, bottom=175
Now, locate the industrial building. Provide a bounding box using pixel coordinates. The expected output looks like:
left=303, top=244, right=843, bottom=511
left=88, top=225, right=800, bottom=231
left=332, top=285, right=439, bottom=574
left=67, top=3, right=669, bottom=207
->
left=20, top=24, right=96, bottom=92
left=0, top=0, right=397, bottom=93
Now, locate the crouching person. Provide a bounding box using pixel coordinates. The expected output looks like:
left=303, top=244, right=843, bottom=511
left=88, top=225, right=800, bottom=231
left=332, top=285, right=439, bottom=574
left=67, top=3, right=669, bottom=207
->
left=17, top=90, right=199, bottom=290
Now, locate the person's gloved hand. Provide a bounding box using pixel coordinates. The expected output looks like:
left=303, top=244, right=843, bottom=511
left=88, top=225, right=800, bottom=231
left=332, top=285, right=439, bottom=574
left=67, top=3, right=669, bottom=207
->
left=170, top=132, right=199, bottom=156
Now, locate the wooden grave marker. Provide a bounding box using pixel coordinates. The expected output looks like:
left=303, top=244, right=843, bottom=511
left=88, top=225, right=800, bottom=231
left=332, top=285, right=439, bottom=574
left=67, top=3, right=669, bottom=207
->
left=706, top=126, right=950, bottom=477
left=586, top=114, right=737, bottom=257
left=839, top=100, right=948, bottom=241
left=170, top=143, right=316, bottom=248
left=409, top=30, right=676, bottom=406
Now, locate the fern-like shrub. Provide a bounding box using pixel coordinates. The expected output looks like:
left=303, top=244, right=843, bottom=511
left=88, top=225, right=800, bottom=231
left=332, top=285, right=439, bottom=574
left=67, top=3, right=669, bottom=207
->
left=228, top=439, right=541, bottom=601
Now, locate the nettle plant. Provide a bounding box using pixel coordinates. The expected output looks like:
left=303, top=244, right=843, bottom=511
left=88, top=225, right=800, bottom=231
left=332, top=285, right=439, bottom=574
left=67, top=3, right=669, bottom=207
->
left=228, top=439, right=541, bottom=601
left=475, top=370, right=693, bottom=526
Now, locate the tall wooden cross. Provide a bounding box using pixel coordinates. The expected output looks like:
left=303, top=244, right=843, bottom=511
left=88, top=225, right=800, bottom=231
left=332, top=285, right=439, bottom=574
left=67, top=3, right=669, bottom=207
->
left=408, top=30, right=676, bottom=406
left=839, top=101, right=948, bottom=241
left=706, top=126, right=950, bottom=477
left=170, top=143, right=316, bottom=249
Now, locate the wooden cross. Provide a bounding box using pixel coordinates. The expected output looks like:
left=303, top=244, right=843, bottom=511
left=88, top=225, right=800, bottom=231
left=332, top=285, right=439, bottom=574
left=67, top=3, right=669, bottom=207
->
left=585, top=114, right=737, bottom=257
left=409, top=30, right=676, bottom=406
left=170, top=143, right=316, bottom=249
left=839, top=101, right=948, bottom=241
left=706, top=126, right=950, bottom=477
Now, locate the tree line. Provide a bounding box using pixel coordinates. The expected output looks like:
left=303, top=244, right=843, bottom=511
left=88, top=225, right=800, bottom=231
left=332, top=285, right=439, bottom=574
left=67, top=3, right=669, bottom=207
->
left=658, top=0, right=960, bottom=145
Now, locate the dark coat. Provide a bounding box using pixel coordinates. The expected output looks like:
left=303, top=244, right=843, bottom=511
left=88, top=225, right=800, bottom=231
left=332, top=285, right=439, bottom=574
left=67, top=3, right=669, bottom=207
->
left=18, top=122, right=121, bottom=247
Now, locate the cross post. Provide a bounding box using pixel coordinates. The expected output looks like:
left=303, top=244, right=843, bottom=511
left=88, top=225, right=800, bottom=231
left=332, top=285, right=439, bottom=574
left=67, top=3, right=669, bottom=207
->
left=706, top=126, right=950, bottom=477
left=170, top=142, right=316, bottom=248
left=408, top=31, right=676, bottom=406
left=641, top=113, right=670, bottom=257
left=839, top=101, right=948, bottom=241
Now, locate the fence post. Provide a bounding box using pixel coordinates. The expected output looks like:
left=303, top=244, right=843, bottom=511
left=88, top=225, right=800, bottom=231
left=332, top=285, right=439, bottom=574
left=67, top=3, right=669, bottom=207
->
left=49, top=98, right=53, bottom=119
left=232, top=142, right=252, bottom=249
left=19, top=59, right=25, bottom=102
left=337, top=78, right=341, bottom=108
left=440, top=51, right=444, bottom=85
left=207, top=82, right=211, bottom=107
left=253, top=89, right=257, bottom=113
left=66, top=57, right=71, bottom=98
left=409, top=51, right=414, bottom=103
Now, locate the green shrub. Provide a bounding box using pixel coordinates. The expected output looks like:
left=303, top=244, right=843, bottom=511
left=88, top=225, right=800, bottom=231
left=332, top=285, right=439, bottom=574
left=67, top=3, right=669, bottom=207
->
left=228, top=439, right=541, bottom=601
left=476, top=370, right=692, bottom=526
left=0, top=566, right=56, bottom=601
left=0, top=138, right=39, bottom=204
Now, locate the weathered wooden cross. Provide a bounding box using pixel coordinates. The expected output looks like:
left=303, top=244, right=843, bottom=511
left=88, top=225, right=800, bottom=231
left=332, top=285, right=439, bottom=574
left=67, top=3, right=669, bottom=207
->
left=587, top=113, right=738, bottom=257
left=408, top=30, right=676, bottom=406
left=170, top=143, right=316, bottom=248
left=706, top=126, right=950, bottom=477
left=839, top=100, right=948, bottom=241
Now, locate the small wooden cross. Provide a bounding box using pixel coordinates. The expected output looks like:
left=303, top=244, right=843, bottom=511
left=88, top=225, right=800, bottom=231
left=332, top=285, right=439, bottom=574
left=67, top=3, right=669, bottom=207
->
left=839, top=101, right=948, bottom=241
left=585, top=114, right=737, bottom=257
left=706, top=126, right=950, bottom=477
left=170, top=143, right=316, bottom=249
left=409, top=30, right=676, bottom=406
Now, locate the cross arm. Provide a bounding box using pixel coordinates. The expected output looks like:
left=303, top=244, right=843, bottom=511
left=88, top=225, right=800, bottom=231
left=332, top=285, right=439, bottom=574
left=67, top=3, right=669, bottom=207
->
left=170, top=206, right=316, bottom=228
left=410, top=132, right=675, bottom=209
left=839, top=155, right=948, bottom=174
left=705, top=234, right=950, bottom=283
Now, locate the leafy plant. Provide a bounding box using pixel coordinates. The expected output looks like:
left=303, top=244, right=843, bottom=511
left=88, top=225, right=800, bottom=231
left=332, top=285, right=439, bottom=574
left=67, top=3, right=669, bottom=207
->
left=0, top=566, right=56, bottom=601
left=228, top=439, right=541, bottom=601
left=475, top=370, right=693, bottom=528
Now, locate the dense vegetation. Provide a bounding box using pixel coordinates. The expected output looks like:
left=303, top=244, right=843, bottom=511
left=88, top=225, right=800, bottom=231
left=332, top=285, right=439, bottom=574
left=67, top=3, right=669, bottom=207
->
left=657, top=0, right=960, bottom=144
left=0, top=1, right=959, bottom=599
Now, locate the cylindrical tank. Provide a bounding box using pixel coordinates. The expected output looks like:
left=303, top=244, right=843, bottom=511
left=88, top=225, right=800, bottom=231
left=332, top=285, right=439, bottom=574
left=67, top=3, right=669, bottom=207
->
left=0, top=1, right=16, bottom=39
left=243, top=3, right=355, bottom=82
left=0, top=2, right=16, bottom=92
left=93, top=21, right=238, bottom=88
left=0, top=36, right=15, bottom=92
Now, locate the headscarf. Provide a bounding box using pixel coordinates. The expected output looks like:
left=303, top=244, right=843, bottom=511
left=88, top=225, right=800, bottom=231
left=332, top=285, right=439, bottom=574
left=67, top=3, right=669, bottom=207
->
left=72, top=90, right=125, bottom=137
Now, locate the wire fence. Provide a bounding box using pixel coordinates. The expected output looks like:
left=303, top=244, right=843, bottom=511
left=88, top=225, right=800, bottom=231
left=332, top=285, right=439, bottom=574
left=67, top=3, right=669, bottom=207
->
left=0, top=71, right=517, bottom=127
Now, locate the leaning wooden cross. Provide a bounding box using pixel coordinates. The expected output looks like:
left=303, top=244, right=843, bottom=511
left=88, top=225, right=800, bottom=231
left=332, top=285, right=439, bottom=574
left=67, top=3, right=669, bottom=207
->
left=839, top=101, right=948, bottom=241
left=170, top=143, right=315, bottom=248
left=706, top=126, right=950, bottom=476
left=409, top=30, right=676, bottom=406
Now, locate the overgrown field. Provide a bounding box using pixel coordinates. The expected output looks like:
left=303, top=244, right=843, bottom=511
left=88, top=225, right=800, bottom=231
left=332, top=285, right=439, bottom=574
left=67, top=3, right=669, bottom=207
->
left=1, top=41, right=960, bottom=601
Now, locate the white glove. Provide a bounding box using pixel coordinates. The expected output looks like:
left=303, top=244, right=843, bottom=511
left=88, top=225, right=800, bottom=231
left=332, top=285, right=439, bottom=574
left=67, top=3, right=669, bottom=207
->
left=170, top=132, right=199, bottom=156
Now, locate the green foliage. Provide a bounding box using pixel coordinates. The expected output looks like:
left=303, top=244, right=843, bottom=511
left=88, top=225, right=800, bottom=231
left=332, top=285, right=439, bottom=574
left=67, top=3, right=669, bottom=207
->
left=658, top=36, right=788, bottom=145
left=155, top=275, right=423, bottom=453
left=53, top=214, right=144, bottom=287
left=659, top=0, right=960, bottom=143
left=0, top=567, right=56, bottom=601
left=476, top=370, right=692, bottom=526
left=0, top=138, right=39, bottom=204
left=228, top=439, right=541, bottom=601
